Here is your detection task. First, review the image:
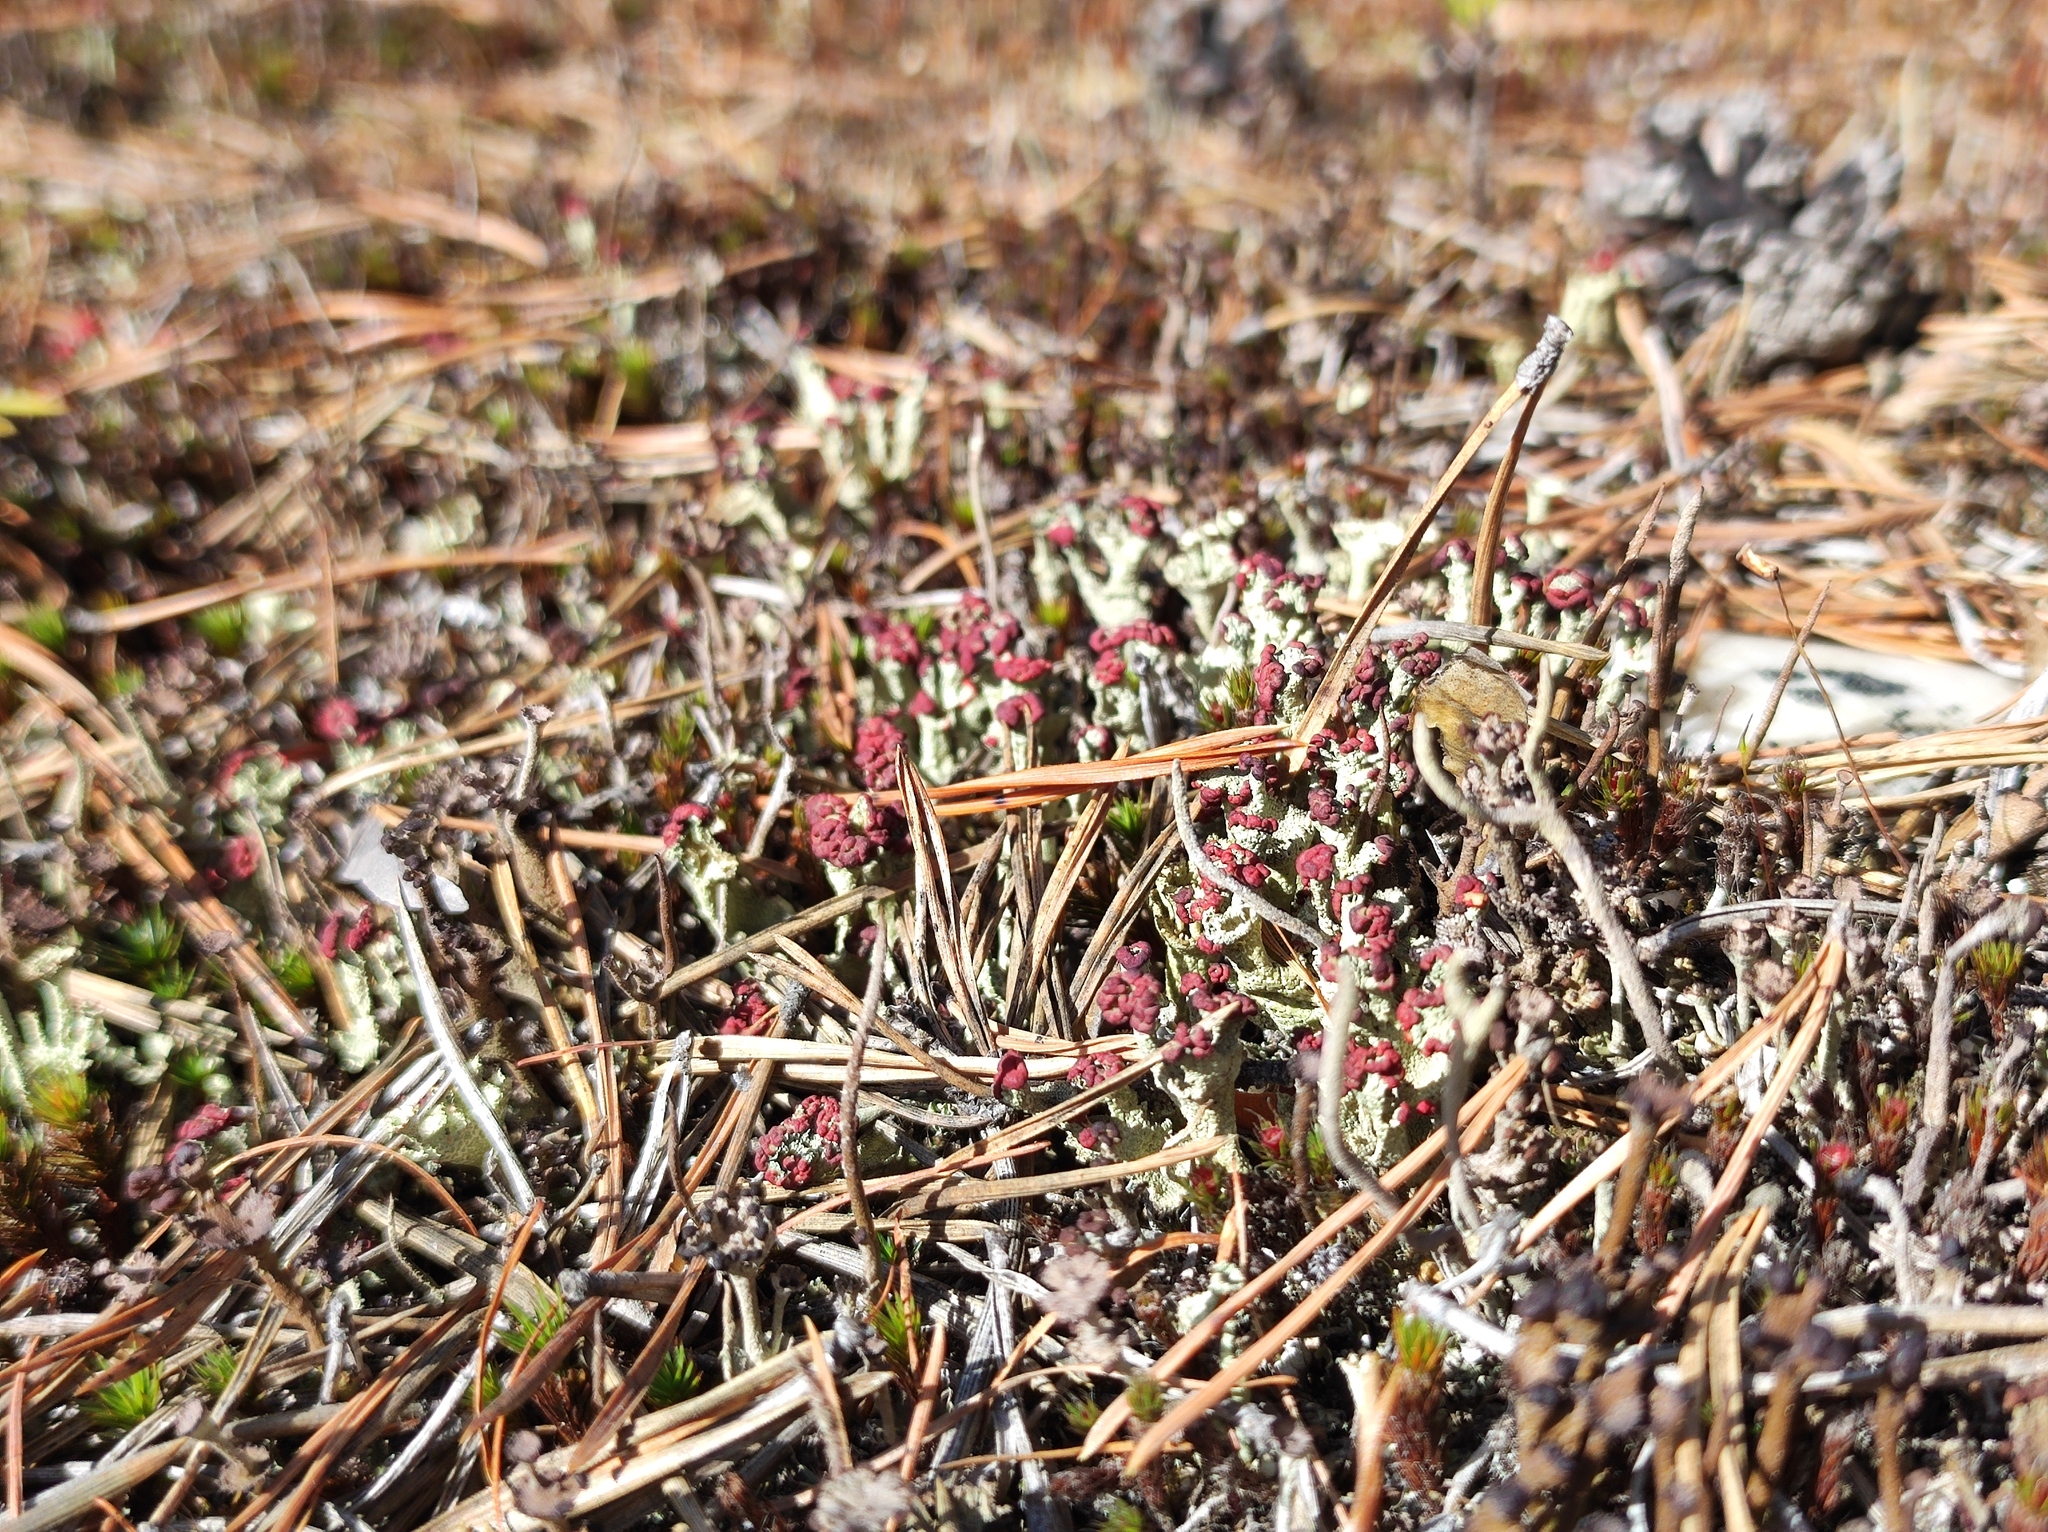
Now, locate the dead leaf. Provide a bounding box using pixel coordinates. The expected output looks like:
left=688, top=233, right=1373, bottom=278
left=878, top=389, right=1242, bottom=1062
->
left=1415, top=654, right=1531, bottom=771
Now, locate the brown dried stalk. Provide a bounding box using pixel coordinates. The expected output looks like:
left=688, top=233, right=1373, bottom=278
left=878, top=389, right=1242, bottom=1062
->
left=70, top=532, right=594, bottom=634
left=898, top=749, right=993, bottom=1049
left=488, top=855, right=602, bottom=1142
left=1645, top=486, right=1705, bottom=772
left=1595, top=1089, right=1659, bottom=1274
left=1467, top=353, right=1558, bottom=630
left=1341, top=1353, right=1396, bottom=1532
left=898, top=1321, right=948, bottom=1484
left=1297, top=316, right=1572, bottom=751
left=1438, top=953, right=1508, bottom=1230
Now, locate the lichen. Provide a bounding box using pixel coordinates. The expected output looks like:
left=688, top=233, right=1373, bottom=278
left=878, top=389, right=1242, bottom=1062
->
left=663, top=803, right=793, bottom=943
left=0, top=981, right=107, bottom=1114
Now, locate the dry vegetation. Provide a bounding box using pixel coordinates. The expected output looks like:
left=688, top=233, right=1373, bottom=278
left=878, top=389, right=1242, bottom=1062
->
left=4, top=3, right=2048, bottom=1532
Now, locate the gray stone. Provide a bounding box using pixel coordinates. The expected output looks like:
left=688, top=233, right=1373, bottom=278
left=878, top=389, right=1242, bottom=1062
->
left=1583, top=95, right=1919, bottom=377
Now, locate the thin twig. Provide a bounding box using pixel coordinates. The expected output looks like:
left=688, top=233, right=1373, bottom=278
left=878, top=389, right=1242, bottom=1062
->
left=1438, top=953, right=1507, bottom=1230
left=1903, top=897, right=2042, bottom=1207
left=1646, top=487, right=1706, bottom=770
left=1744, top=579, right=1830, bottom=762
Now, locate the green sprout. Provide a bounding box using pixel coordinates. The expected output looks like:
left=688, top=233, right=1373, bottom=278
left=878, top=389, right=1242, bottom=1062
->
left=1098, top=1501, right=1147, bottom=1532
left=266, top=945, right=317, bottom=999
left=644, top=1346, right=703, bottom=1412
left=17, top=604, right=66, bottom=653
left=27, top=1070, right=92, bottom=1128
left=1442, top=0, right=1500, bottom=29
left=165, top=1049, right=223, bottom=1092
left=869, top=1291, right=922, bottom=1379
left=1122, top=1378, right=1166, bottom=1424
left=84, top=1362, right=162, bottom=1434
left=1972, top=938, right=2025, bottom=1024
left=651, top=711, right=698, bottom=781
left=1061, top=1392, right=1103, bottom=1433
left=1106, top=795, right=1147, bottom=844
left=113, top=907, right=183, bottom=969
left=1393, top=1312, right=1450, bottom=1378
left=503, top=1288, right=569, bottom=1360
left=102, top=664, right=145, bottom=699
left=189, top=600, right=249, bottom=656
left=190, top=1345, right=239, bottom=1401
left=112, top=907, right=194, bottom=1001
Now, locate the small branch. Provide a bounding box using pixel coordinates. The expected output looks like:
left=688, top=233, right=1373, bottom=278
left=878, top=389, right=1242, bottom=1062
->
left=395, top=898, right=539, bottom=1212
left=1851, top=1173, right=1919, bottom=1304
left=1638, top=898, right=1899, bottom=963
left=1401, top=1282, right=1516, bottom=1358
left=1339, top=1352, right=1392, bottom=1532
left=898, top=1320, right=948, bottom=1484
left=1290, top=1075, right=1316, bottom=1203
left=1744, top=580, right=1829, bottom=764
left=1597, top=1090, right=1660, bottom=1275
left=1467, top=354, right=1553, bottom=631
left=1522, top=668, right=1676, bottom=1071
left=746, top=750, right=797, bottom=859
left=1646, top=488, right=1705, bottom=769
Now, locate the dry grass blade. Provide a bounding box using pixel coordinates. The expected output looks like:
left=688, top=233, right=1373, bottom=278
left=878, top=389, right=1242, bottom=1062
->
left=1467, top=350, right=1558, bottom=629
left=1070, top=825, right=1179, bottom=1018
left=898, top=749, right=991, bottom=1050
left=70, top=533, right=594, bottom=634
left=843, top=912, right=890, bottom=1288
left=903, top=726, right=1290, bottom=815
left=657, top=839, right=998, bottom=997
left=489, top=854, right=602, bottom=1143
left=1002, top=784, right=1110, bottom=1035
